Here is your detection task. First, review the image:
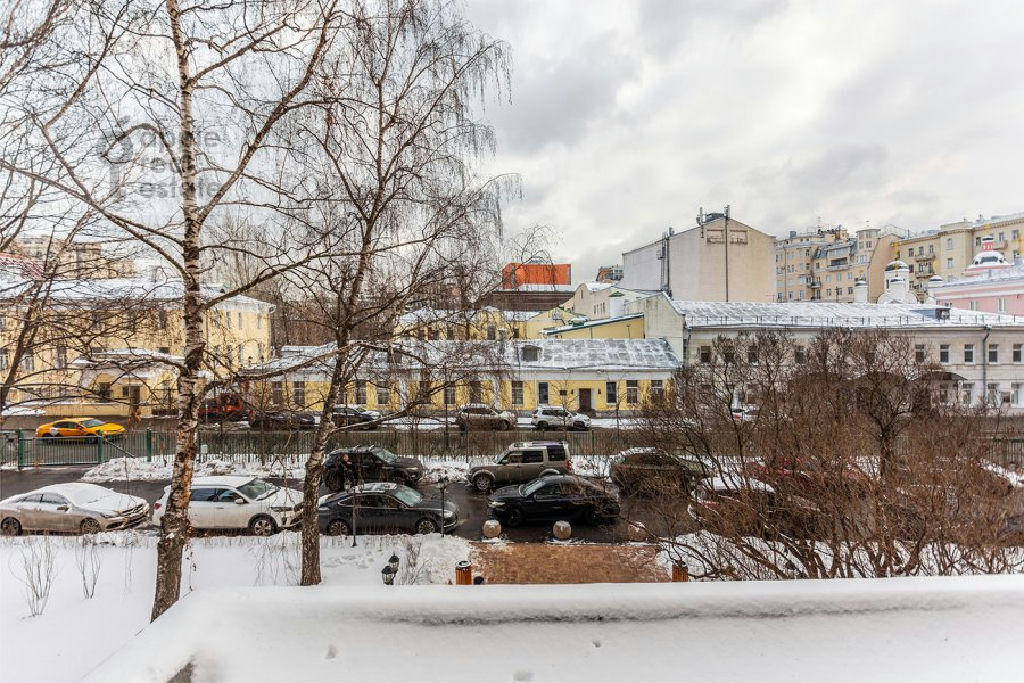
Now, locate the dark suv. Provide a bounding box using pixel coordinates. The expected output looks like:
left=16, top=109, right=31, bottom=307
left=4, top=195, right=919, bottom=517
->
left=467, top=441, right=571, bottom=492
left=323, top=446, right=425, bottom=492
left=610, top=448, right=710, bottom=496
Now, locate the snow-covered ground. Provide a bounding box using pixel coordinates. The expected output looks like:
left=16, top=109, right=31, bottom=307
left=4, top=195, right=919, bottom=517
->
left=82, top=454, right=616, bottom=483
left=84, top=574, right=1024, bottom=683
left=0, top=533, right=470, bottom=683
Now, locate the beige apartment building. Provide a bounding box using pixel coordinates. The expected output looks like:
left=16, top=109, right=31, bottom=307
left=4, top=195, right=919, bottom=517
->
left=775, top=227, right=896, bottom=303
left=620, top=213, right=776, bottom=303
left=894, top=213, right=1024, bottom=296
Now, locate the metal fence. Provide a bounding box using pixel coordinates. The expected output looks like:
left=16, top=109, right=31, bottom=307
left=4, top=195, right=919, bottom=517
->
left=2, top=427, right=1021, bottom=470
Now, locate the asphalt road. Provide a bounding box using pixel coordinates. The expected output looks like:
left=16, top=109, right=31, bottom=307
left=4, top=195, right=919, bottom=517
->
left=0, top=465, right=642, bottom=542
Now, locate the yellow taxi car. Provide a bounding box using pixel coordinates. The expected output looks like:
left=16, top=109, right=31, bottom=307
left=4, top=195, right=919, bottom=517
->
left=35, top=418, right=126, bottom=441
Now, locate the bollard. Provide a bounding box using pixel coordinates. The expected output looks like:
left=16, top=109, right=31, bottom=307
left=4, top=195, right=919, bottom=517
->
left=482, top=519, right=502, bottom=538
left=552, top=520, right=571, bottom=540
left=455, top=560, right=472, bottom=585
left=671, top=561, right=689, bottom=583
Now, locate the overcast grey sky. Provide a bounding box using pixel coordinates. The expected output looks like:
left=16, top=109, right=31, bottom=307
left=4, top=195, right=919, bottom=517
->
left=465, top=0, right=1024, bottom=283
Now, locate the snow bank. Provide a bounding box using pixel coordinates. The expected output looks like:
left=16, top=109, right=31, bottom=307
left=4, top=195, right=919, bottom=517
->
left=84, top=574, right=1024, bottom=683
left=0, top=533, right=470, bottom=683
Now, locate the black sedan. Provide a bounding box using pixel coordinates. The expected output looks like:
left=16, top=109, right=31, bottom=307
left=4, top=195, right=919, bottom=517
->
left=318, top=483, right=459, bottom=535
left=323, top=446, right=425, bottom=491
left=487, top=475, right=620, bottom=527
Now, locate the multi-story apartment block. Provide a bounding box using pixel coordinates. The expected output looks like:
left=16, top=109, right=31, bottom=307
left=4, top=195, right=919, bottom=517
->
left=775, top=227, right=896, bottom=303
left=894, top=212, right=1024, bottom=296
left=0, top=277, right=273, bottom=418
left=619, top=212, right=776, bottom=303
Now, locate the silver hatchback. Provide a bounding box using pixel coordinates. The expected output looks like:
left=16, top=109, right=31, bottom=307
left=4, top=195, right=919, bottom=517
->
left=0, top=483, right=149, bottom=535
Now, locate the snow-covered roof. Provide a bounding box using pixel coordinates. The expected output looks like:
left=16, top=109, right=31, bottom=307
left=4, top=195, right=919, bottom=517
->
left=496, top=283, right=575, bottom=292
left=251, top=338, right=679, bottom=375
left=580, top=282, right=614, bottom=293
left=929, top=264, right=1024, bottom=289
left=670, top=300, right=1024, bottom=329
left=0, top=276, right=273, bottom=309
left=397, top=308, right=544, bottom=326
left=542, top=312, right=644, bottom=335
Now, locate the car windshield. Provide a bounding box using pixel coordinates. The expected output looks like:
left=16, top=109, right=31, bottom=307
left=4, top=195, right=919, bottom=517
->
left=81, top=419, right=104, bottom=428
left=392, top=487, right=422, bottom=506
left=374, top=449, right=398, bottom=463
left=237, top=478, right=279, bottom=500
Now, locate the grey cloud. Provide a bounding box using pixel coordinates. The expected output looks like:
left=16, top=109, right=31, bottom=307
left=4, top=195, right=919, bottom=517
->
left=790, top=145, right=889, bottom=191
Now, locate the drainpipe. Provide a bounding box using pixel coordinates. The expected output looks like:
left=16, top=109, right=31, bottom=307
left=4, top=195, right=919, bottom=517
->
left=981, top=324, right=992, bottom=411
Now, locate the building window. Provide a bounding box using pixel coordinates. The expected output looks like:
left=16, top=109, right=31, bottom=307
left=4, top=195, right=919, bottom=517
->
left=988, top=344, right=999, bottom=364
left=443, top=384, right=456, bottom=406
left=1012, top=383, right=1022, bottom=407
left=964, top=344, right=975, bottom=364
left=939, top=344, right=950, bottom=364
left=21, top=351, right=33, bottom=372
left=969, top=301, right=978, bottom=311
left=97, top=382, right=112, bottom=402
left=293, top=381, right=306, bottom=407
left=377, top=384, right=391, bottom=406
left=699, top=346, right=711, bottom=364
left=55, top=346, right=67, bottom=369
left=538, top=381, right=549, bottom=405
left=157, top=309, right=168, bottom=330
left=1014, top=344, right=1022, bottom=363
left=238, top=311, right=243, bottom=328
left=486, top=325, right=496, bottom=340
left=794, top=346, right=806, bottom=364
left=256, top=314, right=262, bottom=330
left=915, top=345, right=925, bottom=363
left=747, top=345, right=758, bottom=364
left=626, top=380, right=639, bottom=404
left=469, top=380, right=482, bottom=403
left=650, top=380, right=664, bottom=400
left=998, top=297, right=1007, bottom=313
left=605, top=381, right=618, bottom=405
left=521, top=345, right=541, bottom=362
left=511, top=380, right=524, bottom=406
left=355, top=380, right=367, bottom=404
left=946, top=257, right=953, bottom=269
left=0, top=350, right=8, bottom=370
left=271, top=381, right=283, bottom=405
left=961, top=383, right=974, bottom=404
left=987, top=383, right=1000, bottom=407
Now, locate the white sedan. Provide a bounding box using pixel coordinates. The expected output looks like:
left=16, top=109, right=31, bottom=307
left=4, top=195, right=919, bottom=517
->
left=0, top=483, right=149, bottom=535
left=153, top=475, right=303, bottom=536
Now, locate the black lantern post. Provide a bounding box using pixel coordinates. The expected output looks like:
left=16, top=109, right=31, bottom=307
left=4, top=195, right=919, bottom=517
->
left=388, top=552, right=400, bottom=573
left=381, top=566, right=396, bottom=585
left=437, top=474, right=449, bottom=537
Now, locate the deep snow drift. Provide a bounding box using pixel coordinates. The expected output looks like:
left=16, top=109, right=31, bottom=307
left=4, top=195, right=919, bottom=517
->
left=84, top=574, right=1024, bottom=683
left=0, top=533, right=471, bottom=683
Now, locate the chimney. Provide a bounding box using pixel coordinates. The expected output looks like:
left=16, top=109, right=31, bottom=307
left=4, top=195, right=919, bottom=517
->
left=853, top=278, right=868, bottom=304
left=889, top=276, right=910, bottom=303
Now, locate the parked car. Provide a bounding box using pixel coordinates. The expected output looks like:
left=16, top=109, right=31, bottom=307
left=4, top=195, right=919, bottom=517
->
left=454, top=403, right=516, bottom=431
left=610, top=447, right=710, bottom=496
left=0, top=483, right=148, bottom=535
left=467, top=441, right=571, bottom=492
left=318, top=482, right=458, bottom=535
left=200, top=394, right=247, bottom=422
left=35, top=418, right=125, bottom=441
left=531, top=405, right=591, bottom=431
left=332, top=405, right=382, bottom=429
left=248, top=410, right=319, bottom=430
left=689, top=476, right=819, bottom=539
left=743, top=457, right=870, bottom=499
left=731, top=407, right=759, bottom=422
left=152, top=475, right=302, bottom=536
left=322, top=446, right=425, bottom=491
left=488, top=474, right=619, bottom=527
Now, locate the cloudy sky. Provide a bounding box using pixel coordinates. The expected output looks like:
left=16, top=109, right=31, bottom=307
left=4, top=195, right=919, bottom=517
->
left=465, top=0, right=1024, bottom=283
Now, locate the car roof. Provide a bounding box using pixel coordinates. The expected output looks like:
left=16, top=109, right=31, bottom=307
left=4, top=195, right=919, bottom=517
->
left=190, top=475, right=257, bottom=487
left=705, top=475, right=774, bottom=494
left=510, top=441, right=567, bottom=448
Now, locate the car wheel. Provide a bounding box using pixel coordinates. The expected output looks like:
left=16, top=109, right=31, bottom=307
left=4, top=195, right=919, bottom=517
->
left=584, top=507, right=606, bottom=526
left=80, top=518, right=101, bottom=535
left=500, top=421, right=511, bottom=431
left=535, top=421, right=548, bottom=430
left=574, top=421, right=586, bottom=430
left=505, top=507, right=524, bottom=528
left=1, top=517, right=22, bottom=536
left=473, top=474, right=493, bottom=493
left=415, top=518, right=439, bottom=534
left=249, top=515, right=277, bottom=536
left=327, top=519, right=351, bottom=536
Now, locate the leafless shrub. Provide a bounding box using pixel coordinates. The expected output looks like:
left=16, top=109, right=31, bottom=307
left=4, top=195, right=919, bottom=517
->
left=12, top=537, right=57, bottom=617
left=74, top=535, right=102, bottom=599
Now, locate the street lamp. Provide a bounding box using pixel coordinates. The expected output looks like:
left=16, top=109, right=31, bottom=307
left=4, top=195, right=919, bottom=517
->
left=437, top=474, right=450, bottom=538
left=381, top=565, right=396, bottom=585
left=388, top=552, right=400, bottom=573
